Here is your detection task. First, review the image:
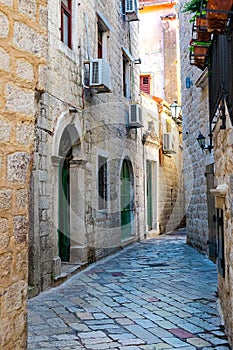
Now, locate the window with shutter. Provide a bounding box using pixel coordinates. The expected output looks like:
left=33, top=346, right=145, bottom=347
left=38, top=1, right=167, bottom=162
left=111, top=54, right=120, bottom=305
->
left=140, top=75, right=151, bottom=94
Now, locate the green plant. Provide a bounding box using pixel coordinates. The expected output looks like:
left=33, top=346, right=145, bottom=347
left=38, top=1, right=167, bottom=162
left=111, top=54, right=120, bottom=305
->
left=182, top=0, right=207, bottom=14
left=191, top=40, right=211, bottom=47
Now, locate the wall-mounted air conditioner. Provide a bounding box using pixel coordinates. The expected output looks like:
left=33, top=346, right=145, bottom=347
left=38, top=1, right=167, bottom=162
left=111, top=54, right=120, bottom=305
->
left=163, top=133, right=176, bottom=154
left=89, top=59, right=112, bottom=93
left=129, top=103, right=143, bottom=128
left=125, top=0, right=139, bottom=21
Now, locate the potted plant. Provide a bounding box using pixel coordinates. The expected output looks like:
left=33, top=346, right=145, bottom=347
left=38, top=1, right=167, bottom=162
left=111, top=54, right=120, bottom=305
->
left=206, top=0, right=233, bottom=33
left=189, top=39, right=211, bottom=69
left=195, top=11, right=211, bottom=41
left=183, top=0, right=210, bottom=41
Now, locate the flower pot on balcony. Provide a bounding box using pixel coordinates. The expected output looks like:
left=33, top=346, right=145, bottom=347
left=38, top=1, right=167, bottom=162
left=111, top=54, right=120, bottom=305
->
left=207, top=0, right=233, bottom=33
left=189, top=40, right=211, bottom=69
left=194, top=45, right=209, bottom=68
left=195, top=14, right=211, bottom=41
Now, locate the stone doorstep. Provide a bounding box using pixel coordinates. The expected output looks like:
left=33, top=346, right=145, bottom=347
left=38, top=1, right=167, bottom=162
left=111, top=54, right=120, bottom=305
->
left=53, top=262, right=88, bottom=287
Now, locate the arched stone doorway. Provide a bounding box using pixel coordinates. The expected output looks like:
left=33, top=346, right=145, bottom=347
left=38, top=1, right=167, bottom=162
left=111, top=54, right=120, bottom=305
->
left=120, top=158, right=134, bottom=240
left=58, top=127, right=72, bottom=261
left=53, top=123, right=87, bottom=265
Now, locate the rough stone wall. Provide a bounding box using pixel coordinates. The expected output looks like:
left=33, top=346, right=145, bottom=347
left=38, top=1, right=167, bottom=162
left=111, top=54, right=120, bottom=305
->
left=0, top=0, right=47, bottom=348
left=179, top=0, right=210, bottom=254
left=179, top=1, right=233, bottom=346
left=29, top=0, right=144, bottom=295
left=213, top=116, right=233, bottom=346
left=158, top=108, right=185, bottom=234
left=162, top=16, right=179, bottom=104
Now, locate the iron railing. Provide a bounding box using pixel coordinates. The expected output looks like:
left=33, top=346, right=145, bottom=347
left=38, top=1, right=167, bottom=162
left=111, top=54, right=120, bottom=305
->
left=208, top=24, right=233, bottom=127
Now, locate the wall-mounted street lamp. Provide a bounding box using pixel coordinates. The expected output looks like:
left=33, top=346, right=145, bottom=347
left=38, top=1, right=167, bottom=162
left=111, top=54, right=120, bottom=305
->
left=196, top=132, right=212, bottom=152
left=170, top=101, right=181, bottom=120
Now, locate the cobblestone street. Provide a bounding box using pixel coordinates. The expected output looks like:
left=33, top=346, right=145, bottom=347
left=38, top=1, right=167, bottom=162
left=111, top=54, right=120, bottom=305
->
left=28, top=230, right=231, bottom=350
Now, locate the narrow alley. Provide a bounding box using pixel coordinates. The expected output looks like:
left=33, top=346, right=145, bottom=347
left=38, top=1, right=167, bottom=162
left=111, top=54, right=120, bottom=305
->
left=28, top=230, right=230, bottom=350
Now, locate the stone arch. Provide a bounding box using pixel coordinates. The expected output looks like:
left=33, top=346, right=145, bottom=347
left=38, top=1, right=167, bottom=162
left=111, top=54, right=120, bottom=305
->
left=120, top=156, right=135, bottom=241
left=51, top=111, right=87, bottom=268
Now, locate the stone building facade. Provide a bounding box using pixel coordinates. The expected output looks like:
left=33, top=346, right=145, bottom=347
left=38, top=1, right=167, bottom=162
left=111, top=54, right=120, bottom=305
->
left=179, top=0, right=233, bottom=346
left=27, top=0, right=185, bottom=297
left=0, top=0, right=47, bottom=348
left=139, top=0, right=185, bottom=235
left=29, top=0, right=145, bottom=296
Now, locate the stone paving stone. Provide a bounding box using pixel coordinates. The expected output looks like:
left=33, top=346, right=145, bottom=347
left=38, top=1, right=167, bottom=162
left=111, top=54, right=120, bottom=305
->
left=178, top=321, right=204, bottom=333
left=69, top=323, right=90, bottom=332
left=134, top=318, right=156, bottom=328
left=83, top=336, right=113, bottom=344
left=125, top=325, right=161, bottom=343
left=154, top=320, right=177, bottom=329
left=141, top=343, right=172, bottom=349
left=93, top=312, right=109, bottom=319
left=78, top=330, right=107, bottom=339
left=169, top=328, right=194, bottom=339
left=162, top=336, right=189, bottom=347
left=46, top=318, right=67, bottom=328
left=116, top=317, right=135, bottom=325
left=28, top=233, right=231, bottom=349
left=144, top=313, right=164, bottom=322
left=120, top=338, right=146, bottom=345
left=198, top=332, right=230, bottom=345
left=186, top=337, right=211, bottom=347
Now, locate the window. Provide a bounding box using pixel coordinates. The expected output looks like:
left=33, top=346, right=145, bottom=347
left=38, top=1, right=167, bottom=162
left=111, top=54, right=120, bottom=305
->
left=98, top=156, right=108, bottom=210
left=97, top=12, right=112, bottom=61
left=98, top=24, right=104, bottom=58
left=123, top=55, right=130, bottom=98
left=61, top=0, right=72, bottom=49
left=121, top=0, right=126, bottom=16
left=140, top=75, right=151, bottom=94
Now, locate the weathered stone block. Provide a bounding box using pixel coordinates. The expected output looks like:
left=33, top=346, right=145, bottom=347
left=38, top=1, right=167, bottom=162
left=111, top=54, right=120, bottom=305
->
left=0, top=316, right=13, bottom=348
left=13, top=22, right=47, bottom=58
left=0, top=0, right=13, bottom=6
left=0, top=47, right=10, bottom=72
left=0, top=218, right=9, bottom=252
left=7, top=152, right=31, bottom=182
left=3, top=281, right=26, bottom=313
left=0, top=252, right=12, bottom=281
left=39, top=5, right=48, bottom=29
left=16, top=59, right=34, bottom=82
left=16, top=189, right=28, bottom=208
left=37, top=64, right=47, bottom=92
left=0, top=11, right=9, bottom=37
left=15, top=250, right=27, bottom=277
left=16, top=122, right=34, bottom=145
left=0, top=189, right=12, bottom=209
left=0, top=118, right=11, bottom=142
left=14, top=311, right=27, bottom=337
left=52, top=256, right=61, bottom=277
left=13, top=216, right=28, bottom=243
left=39, top=169, right=48, bottom=182
left=18, top=0, right=37, bottom=20
left=5, top=83, right=35, bottom=116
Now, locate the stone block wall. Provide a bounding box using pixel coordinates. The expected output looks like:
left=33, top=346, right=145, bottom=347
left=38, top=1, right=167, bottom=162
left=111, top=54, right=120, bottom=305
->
left=29, top=0, right=144, bottom=295
left=213, top=117, right=233, bottom=346
left=178, top=0, right=210, bottom=254
left=0, top=0, right=47, bottom=348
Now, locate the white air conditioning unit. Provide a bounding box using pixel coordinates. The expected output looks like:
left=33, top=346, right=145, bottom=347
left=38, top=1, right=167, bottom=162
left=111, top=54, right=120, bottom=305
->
left=125, top=0, right=139, bottom=21
left=89, top=59, right=112, bottom=93
left=163, top=133, right=176, bottom=154
left=129, top=103, right=143, bottom=128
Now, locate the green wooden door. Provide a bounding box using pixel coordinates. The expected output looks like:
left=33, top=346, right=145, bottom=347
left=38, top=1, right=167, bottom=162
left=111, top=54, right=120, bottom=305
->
left=58, top=158, right=70, bottom=262
left=146, top=161, right=153, bottom=230
left=121, top=160, right=131, bottom=240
